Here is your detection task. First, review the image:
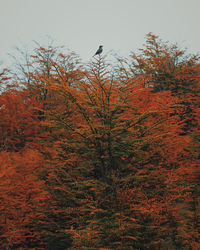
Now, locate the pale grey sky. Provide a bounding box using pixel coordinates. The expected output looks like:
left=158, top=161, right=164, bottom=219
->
left=0, top=0, right=199, bottom=66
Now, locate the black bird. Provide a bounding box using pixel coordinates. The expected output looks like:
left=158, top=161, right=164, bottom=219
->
left=93, top=45, right=103, bottom=56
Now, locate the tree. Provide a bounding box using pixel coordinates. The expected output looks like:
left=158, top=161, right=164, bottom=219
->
left=42, top=54, right=197, bottom=248
left=0, top=89, right=45, bottom=151
left=0, top=149, right=49, bottom=249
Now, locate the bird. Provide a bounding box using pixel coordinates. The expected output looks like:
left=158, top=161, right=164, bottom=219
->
left=93, top=45, right=103, bottom=56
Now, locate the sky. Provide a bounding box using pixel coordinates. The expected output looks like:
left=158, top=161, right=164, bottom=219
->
left=0, top=0, right=200, bottom=67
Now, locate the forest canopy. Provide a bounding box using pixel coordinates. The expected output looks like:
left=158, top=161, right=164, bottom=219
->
left=0, top=33, right=199, bottom=249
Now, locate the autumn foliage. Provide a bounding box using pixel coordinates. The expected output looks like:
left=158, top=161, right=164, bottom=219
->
left=0, top=34, right=199, bottom=249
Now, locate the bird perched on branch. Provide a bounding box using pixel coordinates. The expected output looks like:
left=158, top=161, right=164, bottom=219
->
left=93, top=45, right=103, bottom=56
